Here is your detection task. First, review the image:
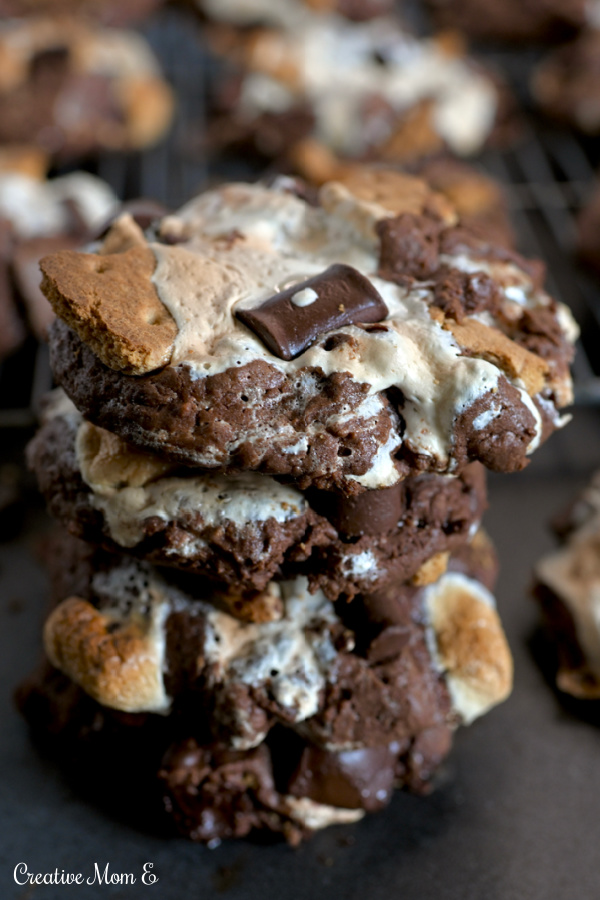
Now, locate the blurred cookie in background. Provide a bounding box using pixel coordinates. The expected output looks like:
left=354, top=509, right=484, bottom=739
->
left=533, top=473, right=600, bottom=700
left=0, top=0, right=165, bottom=26
left=532, top=29, right=600, bottom=135
left=0, top=147, right=117, bottom=354
left=577, top=178, right=600, bottom=278
left=193, top=0, right=394, bottom=28
left=425, top=0, right=587, bottom=44
left=0, top=18, right=174, bottom=161
left=205, top=19, right=513, bottom=169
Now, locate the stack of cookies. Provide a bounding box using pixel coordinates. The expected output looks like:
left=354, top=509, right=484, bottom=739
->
left=19, top=168, right=577, bottom=845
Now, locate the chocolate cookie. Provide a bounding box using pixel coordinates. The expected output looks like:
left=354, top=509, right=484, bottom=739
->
left=207, top=18, right=506, bottom=165
left=532, top=29, right=600, bottom=134
left=425, top=0, right=586, bottom=43
left=28, top=391, right=487, bottom=599
left=42, top=174, right=577, bottom=491
left=534, top=472, right=600, bottom=700
left=0, top=18, right=174, bottom=159
left=40, top=530, right=510, bottom=752
left=16, top=662, right=448, bottom=845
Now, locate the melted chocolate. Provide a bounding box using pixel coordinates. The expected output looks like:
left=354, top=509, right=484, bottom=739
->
left=235, top=264, right=388, bottom=360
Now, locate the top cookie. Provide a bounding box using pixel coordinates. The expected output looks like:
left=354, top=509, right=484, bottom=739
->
left=43, top=170, right=577, bottom=493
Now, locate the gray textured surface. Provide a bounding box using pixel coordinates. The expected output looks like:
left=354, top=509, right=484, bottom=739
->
left=1, top=410, right=600, bottom=900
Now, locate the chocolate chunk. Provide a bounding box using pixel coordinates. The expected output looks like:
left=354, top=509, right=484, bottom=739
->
left=432, top=266, right=503, bottom=323
left=377, top=214, right=444, bottom=283
left=308, top=483, right=404, bottom=537
left=367, top=626, right=412, bottom=664
left=286, top=744, right=397, bottom=811
left=235, top=264, right=388, bottom=360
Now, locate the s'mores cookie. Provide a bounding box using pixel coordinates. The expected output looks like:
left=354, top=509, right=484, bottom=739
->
left=19, top=162, right=575, bottom=846
left=534, top=472, right=600, bottom=699
left=0, top=18, right=174, bottom=159
left=40, top=172, right=577, bottom=493
left=532, top=29, right=600, bottom=135
left=41, top=531, right=508, bottom=741
left=206, top=17, right=508, bottom=166
left=28, top=391, right=487, bottom=600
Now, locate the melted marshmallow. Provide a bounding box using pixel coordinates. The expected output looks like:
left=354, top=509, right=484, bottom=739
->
left=146, top=181, right=569, bottom=480
left=536, top=510, right=600, bottom=676
left=0, top=171, right=116, bottom=240
left=61, top=397, right=308, bottom=549
left=204, top=577, right=343, bottom=747
left=91, top=564, right=172, bottom=713
left=152, top=183, right=508, bottom=478
left=237, top=16, right=498, bottom=157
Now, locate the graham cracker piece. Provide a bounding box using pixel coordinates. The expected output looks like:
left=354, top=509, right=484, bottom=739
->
left=411, top=550, right=450, bottom=587
left=98, top=213, right=148, bottom=256
left=431, top=308, right=548, bottom=396
left=44, top=596, right=169, bottom=713
left=40, top=245, right=177, bottom=375
left=215, top=584, right=284, bottom=624
left=322, top=166, right=458, bottom=229
left=378, top=100, right=446, bottom=166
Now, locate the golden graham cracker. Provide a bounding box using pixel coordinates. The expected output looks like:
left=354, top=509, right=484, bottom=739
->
left=431, top=307, right=549, bottom=396
left=40, top=245, right=177, bottom=375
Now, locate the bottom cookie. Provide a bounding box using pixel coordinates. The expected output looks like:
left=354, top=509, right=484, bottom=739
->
left=15, top=662, right=451, bottom=847
left=18, top=529, right=512, bottom=844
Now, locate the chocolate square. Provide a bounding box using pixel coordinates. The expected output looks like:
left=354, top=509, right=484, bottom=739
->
left=235, top=263, right=388, bottom=360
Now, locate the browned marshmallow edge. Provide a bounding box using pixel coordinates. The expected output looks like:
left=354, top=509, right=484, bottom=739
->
left=424, top=571, right=513, bottom=722
left=43, top=557, right=511, bottom=736
left=535, top=502, right=600, bottom=684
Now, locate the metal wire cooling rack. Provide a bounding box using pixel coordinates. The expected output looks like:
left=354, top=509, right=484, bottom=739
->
left=1, top=5, right=599, bottom=428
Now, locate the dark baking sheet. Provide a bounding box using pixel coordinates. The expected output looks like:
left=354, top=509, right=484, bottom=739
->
left=2, top=411, right=600, bottom=900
